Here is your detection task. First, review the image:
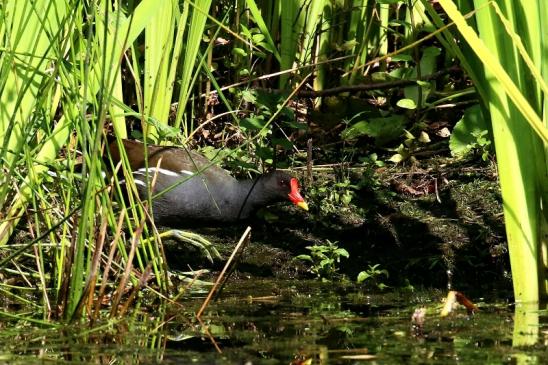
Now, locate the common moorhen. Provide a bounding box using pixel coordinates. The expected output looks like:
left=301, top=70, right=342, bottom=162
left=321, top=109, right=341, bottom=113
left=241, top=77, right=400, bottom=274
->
left=108, top=139, right=308, bottom=226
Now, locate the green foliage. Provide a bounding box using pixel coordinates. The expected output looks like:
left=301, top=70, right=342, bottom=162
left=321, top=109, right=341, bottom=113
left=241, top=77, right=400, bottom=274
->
left=239, top=24, right=272, bottom=58
left=342, top=114, right=407, bottom=146
left=449, top=105, right=492, bottom=160
left=316, top=178, right=357, bottom=209
left=0, top=0, right=221, bottom=321
left=400, top=46, right=441, bottom=109
left=217, top=88, right=299, bottom=172
left=297, top=240, right=349, bottom=280
left=468, top=130, right=492, bottom=161
left=357, top=264, right=389, bottom=290
left=0, top=0, right=522, bottom=323
left=435, top=0, right=548, bottom=306
left=388, top=130, right=431, bottom=164
left=307, top=176, right=359, bottom=217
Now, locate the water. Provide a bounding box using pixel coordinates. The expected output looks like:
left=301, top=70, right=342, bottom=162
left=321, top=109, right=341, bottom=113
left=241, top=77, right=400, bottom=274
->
left=0, top=279, right=545, bottom=364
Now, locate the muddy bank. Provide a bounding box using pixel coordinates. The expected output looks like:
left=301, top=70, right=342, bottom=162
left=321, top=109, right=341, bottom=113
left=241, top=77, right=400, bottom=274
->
left=164, top=157, right=510, bottom=295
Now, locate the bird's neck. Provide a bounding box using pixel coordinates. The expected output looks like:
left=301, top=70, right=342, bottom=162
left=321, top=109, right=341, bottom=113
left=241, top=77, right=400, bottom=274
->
left=232, top=177, right=272, bottom=219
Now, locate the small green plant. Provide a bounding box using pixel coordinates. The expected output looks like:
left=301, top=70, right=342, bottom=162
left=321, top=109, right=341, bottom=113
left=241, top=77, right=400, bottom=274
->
left=307, top=177, right=359, bottom=216
left=449, top=105, right=493, bottom=161
left=357, top=264, right=389, bottom=290
left=388, top=130, right=431, bottom=164
left=297, top=240, right=349, bottom=280
left=469, top=130, right=492, bottom=161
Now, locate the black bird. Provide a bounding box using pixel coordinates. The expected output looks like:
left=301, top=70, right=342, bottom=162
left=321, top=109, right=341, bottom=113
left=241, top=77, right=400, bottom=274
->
left=108, top=139, right=308, bottom=227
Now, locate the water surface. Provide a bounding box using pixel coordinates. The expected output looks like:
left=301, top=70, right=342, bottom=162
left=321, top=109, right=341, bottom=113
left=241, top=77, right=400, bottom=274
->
left=0, top=279, right=544, bottom=364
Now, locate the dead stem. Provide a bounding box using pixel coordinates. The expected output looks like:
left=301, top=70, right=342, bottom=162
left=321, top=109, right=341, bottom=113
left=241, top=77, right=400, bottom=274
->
left=196, top=226, right=252, bottom=318
left=109, top=218, right=145, bottom=318
left=92, top=210, right=125, bottom=323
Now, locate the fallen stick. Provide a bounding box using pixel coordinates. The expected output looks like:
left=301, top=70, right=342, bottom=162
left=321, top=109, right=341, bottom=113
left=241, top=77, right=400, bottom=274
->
left=196, top=226, right=252, bottom=319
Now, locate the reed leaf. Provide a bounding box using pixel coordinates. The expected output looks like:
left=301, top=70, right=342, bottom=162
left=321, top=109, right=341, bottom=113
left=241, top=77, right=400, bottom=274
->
left=174, top=0, right=213, bottom=136
left=438, top=0, right=548, bottom=303
left=143, top=0, right=176, bottom=140
left=245, top=0, right=281, bottom=62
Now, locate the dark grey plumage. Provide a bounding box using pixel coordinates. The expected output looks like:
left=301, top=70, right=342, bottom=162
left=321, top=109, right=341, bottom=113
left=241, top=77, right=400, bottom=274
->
left=108, top=139, right=308, bottom=226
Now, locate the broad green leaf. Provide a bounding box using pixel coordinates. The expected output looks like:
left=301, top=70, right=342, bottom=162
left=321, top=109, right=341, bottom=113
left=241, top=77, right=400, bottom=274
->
left=255, top=146, right=274, bottom=160
left=397, top=98, right=417, bottom=109
left=342, top=115, right=406, bottom=145
left=357, top=271, right=370, bottom=283
left=449, top=104, right=489, bottom=157
left=232, top=47, right=247, bottom=57
left=240, top=117, right=266, bottom=130
left=389, top=153, right=405, bottom=164
left=241, top=90, right=257, bottom=103
left=336, top=248, right=349, bottom=258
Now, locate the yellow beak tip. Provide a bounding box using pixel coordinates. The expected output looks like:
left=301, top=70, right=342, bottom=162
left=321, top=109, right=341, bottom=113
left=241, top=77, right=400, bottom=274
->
left=297, top=201, right=309, bottom=211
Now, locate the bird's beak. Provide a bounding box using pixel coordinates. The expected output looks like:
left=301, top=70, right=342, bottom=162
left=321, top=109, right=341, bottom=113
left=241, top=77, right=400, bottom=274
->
left=296, top=201, right=309, bottom=211
left=289, top=178, right=309, bottom=211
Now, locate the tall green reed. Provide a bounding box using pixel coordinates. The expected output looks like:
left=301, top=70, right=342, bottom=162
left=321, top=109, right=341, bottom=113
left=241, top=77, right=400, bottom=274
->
left=0, top=0, right=190, bottom=321
left=432, top=0, right=547, bottom=305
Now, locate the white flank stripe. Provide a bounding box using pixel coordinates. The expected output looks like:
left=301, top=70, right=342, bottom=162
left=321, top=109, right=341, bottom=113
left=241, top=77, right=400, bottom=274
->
left=180, top=169, right=194, bottom=176
left=136, top=167, right=179, bottom=177
left=121, top=177, right=146, bottom=187
left=133, top=179, right=147, bottom=187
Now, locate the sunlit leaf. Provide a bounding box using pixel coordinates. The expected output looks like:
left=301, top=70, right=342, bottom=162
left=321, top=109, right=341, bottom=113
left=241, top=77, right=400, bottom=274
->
left=449, top=104, right=490, bottom=158
left=397, top=98, right=417, bottom=110
left=418, top=131, right=431, bottom=143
